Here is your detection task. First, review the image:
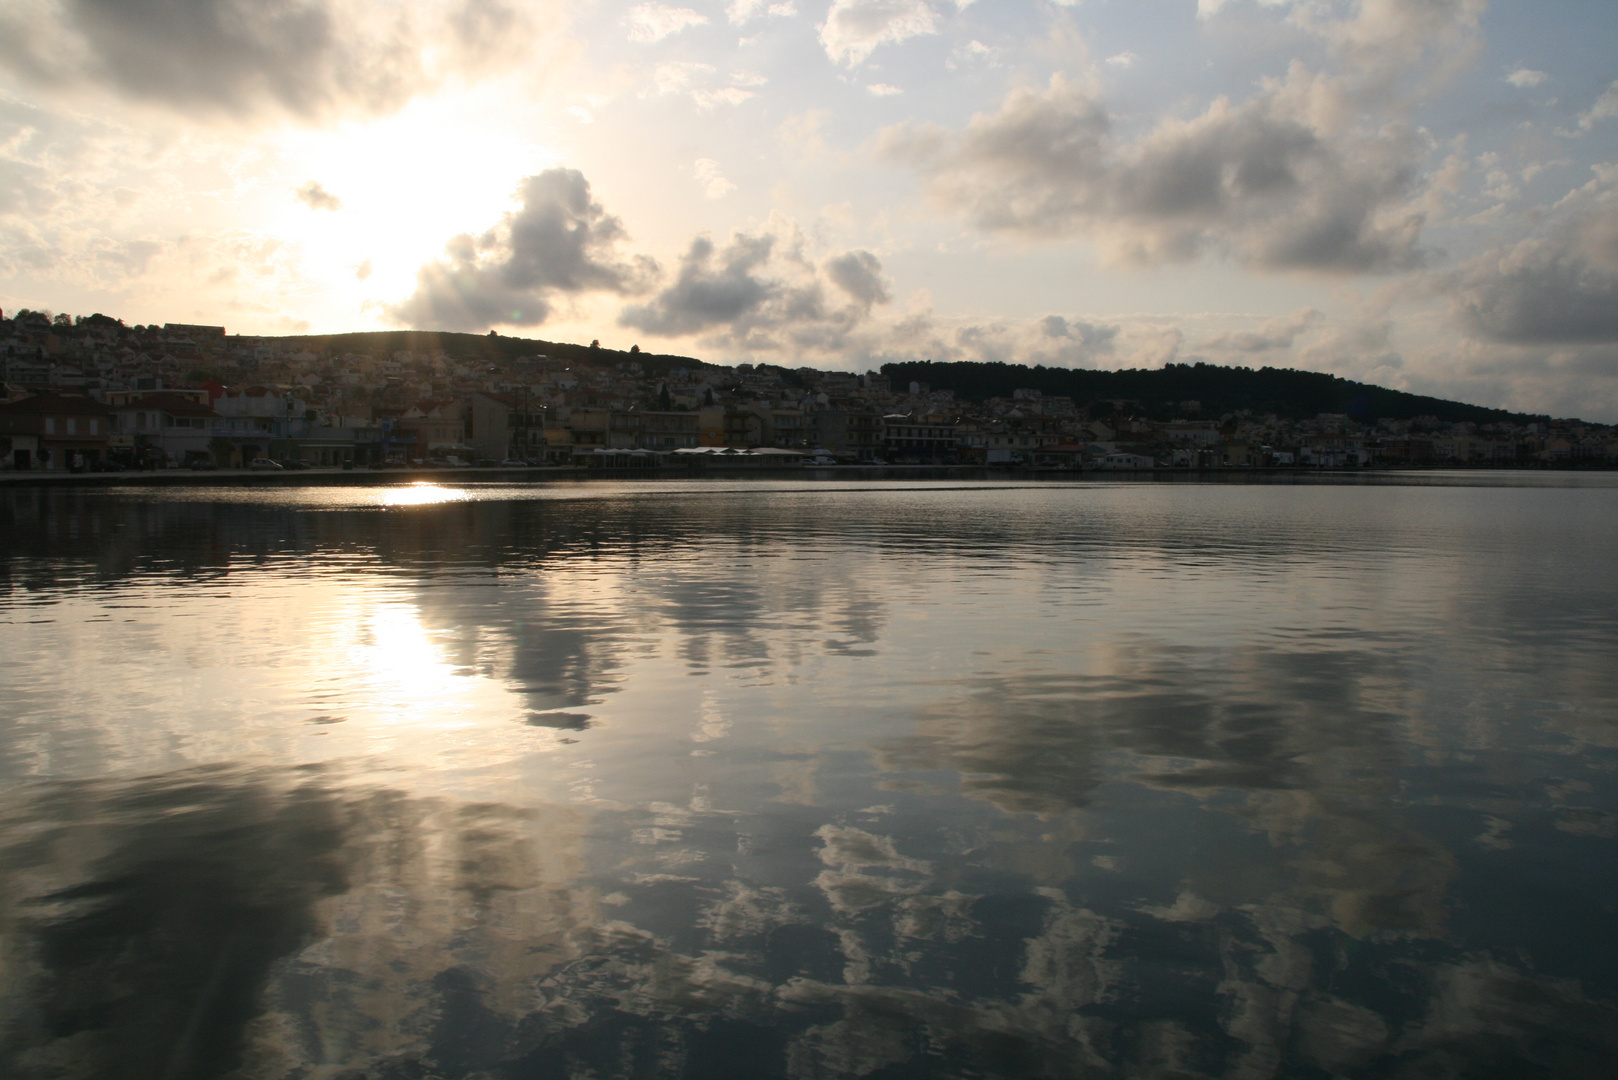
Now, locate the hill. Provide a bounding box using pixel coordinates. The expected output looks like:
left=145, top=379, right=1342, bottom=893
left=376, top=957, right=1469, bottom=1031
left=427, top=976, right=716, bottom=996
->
left=273, top=329, right=711, bottom=380
left=879, top=361, right=1543, bottom=425
left=262, top=329, right=1540, bottom=424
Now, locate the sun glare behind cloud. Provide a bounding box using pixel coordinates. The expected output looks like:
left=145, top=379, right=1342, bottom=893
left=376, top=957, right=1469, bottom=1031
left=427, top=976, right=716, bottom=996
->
left=267, top=87, right=558, bottom=312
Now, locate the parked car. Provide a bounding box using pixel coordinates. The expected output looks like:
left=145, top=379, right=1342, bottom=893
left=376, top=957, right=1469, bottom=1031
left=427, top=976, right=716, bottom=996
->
left=188, top=459, right=218, bottom=471
left=501, top=458, right=527, bottom=468
left=274, top=459, right=310, bottom=470
left=248, top=458, right=283, bottom=470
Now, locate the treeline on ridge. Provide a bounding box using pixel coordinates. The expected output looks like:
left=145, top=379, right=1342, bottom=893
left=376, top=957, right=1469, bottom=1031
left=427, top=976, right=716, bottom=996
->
left=879, top=361, right=1541, bottom=425
left=265, top=329, right=1536, bottom=424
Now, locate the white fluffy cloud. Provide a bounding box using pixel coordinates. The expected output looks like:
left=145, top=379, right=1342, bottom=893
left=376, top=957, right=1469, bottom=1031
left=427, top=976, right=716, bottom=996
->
left=646, top=62, right=760, bottom=110
left=693, top=158, right=736, bottom=199
left=1577, top=81, right=1618, bottom=132
left=726, top=0, right=796, bottom=25
left=818, top=0, right=938, bottom=67
left=1196, top=0, right=1292, bottom=18
left=623, top=4, right=708, bottom=43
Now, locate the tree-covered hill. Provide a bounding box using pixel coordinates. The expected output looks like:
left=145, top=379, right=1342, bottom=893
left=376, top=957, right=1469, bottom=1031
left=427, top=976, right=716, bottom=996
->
left=262, top=328, right=1543, bottom=424
left=880, top=361, right=1542, bottom=424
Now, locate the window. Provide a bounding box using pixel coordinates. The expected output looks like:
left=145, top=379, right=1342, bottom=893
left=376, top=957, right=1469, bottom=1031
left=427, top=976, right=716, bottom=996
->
left=44, top=418, right=55, bottom=434
left=89, top=419, right=99, bottom=435
left=66, top=418, right=77, bottom=435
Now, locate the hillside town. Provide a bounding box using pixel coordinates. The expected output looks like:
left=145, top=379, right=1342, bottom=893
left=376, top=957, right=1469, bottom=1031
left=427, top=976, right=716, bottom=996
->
left=3, top=309, right=1616, bottom=474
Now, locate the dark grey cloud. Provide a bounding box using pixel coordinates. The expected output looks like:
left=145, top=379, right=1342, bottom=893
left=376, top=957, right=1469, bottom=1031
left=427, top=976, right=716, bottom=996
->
left=296, top=181, right=341, bottom=211
left=0, top=0, right=537, bottom=121
left=824, top=249, right=891, bottom=307
left=1039, top=314, right=1118, bottom=351
left=389, top=169, right=656, bottom=332
left=619, top=234, right=890, bottom=345
left=619, top=234, right=776, bottom=336
left=1454, top=199, right=1618, bottom=345
left=879, top=72, right=1429, bottom=274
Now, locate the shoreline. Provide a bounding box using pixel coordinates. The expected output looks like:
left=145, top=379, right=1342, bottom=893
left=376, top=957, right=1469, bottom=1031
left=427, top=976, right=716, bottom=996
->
left=2, top=462, right=1614, bottom=488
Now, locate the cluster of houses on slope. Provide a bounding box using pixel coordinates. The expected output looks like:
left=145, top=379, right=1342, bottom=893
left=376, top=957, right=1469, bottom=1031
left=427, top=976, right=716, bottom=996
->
left=4, top=308, right=1617, bottom=472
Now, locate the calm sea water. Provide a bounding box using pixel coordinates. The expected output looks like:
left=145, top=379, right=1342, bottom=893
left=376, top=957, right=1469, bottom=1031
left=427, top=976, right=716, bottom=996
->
left=2, top=475, right=1616, bottom=1079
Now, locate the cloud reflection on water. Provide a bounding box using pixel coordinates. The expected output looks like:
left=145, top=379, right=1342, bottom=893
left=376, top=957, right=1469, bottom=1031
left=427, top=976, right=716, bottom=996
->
left=2, top=481, right=1617, bottom=1077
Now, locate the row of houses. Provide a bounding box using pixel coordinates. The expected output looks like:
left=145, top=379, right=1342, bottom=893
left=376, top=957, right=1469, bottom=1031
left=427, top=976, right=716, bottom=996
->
left=456, top=395, right=1618, bottom=469
left=0, top=388, right=388, bottom=471
left=8, top=384, right=1617, bottom=472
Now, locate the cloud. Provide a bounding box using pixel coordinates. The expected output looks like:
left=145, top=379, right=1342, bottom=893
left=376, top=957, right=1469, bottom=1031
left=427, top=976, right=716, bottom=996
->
left=650, top=61, right=716, bottom=96
left=824, top=250, right=891, bottom=307
left=1505, top=68, right=1547, bottom=89
left=1104, top=52, right=1137, bottom=69
left=620, top=233, right=777, bottom=336
left=818, top=0, right=938, bottom=67
left=727, top=0, right=796, bottom=25
left=624, top=4, right=708, bottom=43
left=1578, top=80, right=1618, bottom=132
left=1450, top=173, right=1618, bottom=346
left=947, top=40, right=997, bottom=70
left=693, top=158, right=736, bottom=199
left=389, top=168, right=656, bottom=331
left=1197, top=308, right=1325, bottom=353
left=867, top=83, right=903, bottom=97
left=0, top=0, right=543, bottom=122
left=1036, top=315, right=1121, bottom=357
left=646, top=62, right=759, bottom=109
left=295, top=181, right=341, bottom=211
left=618, top=223, right=892, bottom=349
left=880, top=68, right=1430, bottom=273
left=949, top=315, right=1130, bottom=370
left=727, top=0, right=767, bottom=24
left=692, top=87, right=756, bottom=109
left=1200, top=0, right=1483, bottom=108
left=1197, top=0, right=1293, bottom=18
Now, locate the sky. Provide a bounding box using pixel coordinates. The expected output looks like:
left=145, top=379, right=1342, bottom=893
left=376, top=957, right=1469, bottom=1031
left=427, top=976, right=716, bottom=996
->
left=1, top=0, right=1617, bottom=418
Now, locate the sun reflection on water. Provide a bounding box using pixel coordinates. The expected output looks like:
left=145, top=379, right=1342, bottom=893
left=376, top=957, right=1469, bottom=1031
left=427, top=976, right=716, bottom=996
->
left=381, top=483, right=466, bottom=506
